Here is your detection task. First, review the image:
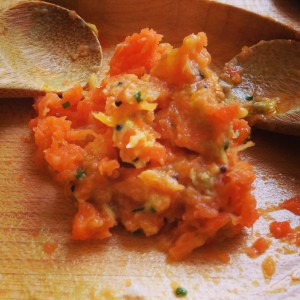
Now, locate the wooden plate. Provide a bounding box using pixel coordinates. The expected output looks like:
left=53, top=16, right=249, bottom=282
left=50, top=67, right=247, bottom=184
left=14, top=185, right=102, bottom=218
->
left=0, top=1, right=299, bottom=298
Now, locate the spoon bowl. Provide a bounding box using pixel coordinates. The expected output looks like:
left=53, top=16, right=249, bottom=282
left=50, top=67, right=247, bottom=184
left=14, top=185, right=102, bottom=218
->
left=223, top=39, right=300, bottom=136
left=0, top=1, right=102, bottom=98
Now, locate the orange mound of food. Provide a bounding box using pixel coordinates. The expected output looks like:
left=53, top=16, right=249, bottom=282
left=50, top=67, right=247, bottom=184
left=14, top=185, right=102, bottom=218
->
left=280, top=196, right=300, bottom=216
left=29, top=28, right=258, bottom=259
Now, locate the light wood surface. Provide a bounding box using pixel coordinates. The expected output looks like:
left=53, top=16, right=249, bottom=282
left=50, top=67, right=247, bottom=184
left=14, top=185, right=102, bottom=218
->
left=218, top=0, right=300, bottom=32
left=0, top=1, right=299, bottom=299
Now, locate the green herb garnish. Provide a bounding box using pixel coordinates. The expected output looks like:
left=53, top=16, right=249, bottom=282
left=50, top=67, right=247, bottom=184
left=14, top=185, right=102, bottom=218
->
left=175, top=287, right=188, bottom=297
left=75, top=168, right=86, bottom=180
left=224, top=140, right=230, bottom=151
left=62, top=101, right=71, bottom=109
left=134, top=91, right=142, bottom=102
left=245, top=95, right=253, bottom=101
left=149, top=207, right=156, bottom=213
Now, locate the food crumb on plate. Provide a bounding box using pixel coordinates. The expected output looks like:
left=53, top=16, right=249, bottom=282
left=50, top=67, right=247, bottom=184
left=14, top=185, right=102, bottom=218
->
left=262, top=256, right=276, bottom=280
left=279, top=196, right=300, bottom=216
left=244, top=237, right=271, bottom=258
left=43, top=241, right=58, bottom=256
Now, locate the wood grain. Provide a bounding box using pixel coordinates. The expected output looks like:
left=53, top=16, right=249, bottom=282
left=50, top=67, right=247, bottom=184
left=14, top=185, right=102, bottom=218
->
left=226, top=39, right=300, bottom=136
left=217, top=0, right=300, bottom=32
left=0, top=1, right=102, bottom=97
left=0, top=1, right=299, bottom=299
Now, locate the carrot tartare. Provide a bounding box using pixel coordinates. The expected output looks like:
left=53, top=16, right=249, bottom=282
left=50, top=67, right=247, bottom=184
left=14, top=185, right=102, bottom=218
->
left=29, top=28, right=258, bottom=259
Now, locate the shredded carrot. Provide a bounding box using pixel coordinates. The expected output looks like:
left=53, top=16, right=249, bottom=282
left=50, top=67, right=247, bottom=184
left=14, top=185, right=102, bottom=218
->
left=109, top=28, right=172, bottom=77
left=221, top=63, right=242, bottom=85
left=279, top=196, right=300, bottom=216
left=296, top=233, right=300, bottom=247
left=245, top=237, right=271, bottom=258
left=29, top=28, right=257, bottom=259
left=269, top=221, right=293, bottom=239
left=72, top=202, right=116, bottom=240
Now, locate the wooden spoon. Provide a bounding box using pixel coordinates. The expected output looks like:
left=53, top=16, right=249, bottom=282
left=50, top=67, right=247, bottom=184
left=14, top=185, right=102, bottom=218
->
left=222, top=39, right=300, bottom=136
left=0, top=0, right=102, bottom=98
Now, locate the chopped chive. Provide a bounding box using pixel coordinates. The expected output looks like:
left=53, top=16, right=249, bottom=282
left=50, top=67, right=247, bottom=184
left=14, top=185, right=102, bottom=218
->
left=246, top=95, right=253, bottom=101
left=75, top=168, right=86, bottom=180
left=175, top=287, right=188, bottom=297
left=115, top=100, right=122, bottom=107
left=149, top=207, right=156, bottom=213
left=132, top=207, right=144, bottom=213
left=115, top=124, right=123, bottom=131
left=134, top=91, right=142, bottom=102
left=224, top=140, right=230, bottom=151
left=62, top=101, right=71, bottom=109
